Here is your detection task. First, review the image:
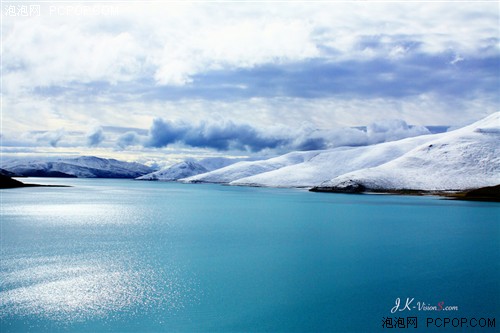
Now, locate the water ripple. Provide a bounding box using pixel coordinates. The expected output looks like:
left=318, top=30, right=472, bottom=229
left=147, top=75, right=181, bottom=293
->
left=0, top=254, right=197, bottom=323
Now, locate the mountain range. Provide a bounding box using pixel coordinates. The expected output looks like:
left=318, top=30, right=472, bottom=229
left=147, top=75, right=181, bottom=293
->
left=2, top=113, right=498, bottom=193
left=182, top=112, right=499, bottom=192
left=1, top=156, right=154, bottom=179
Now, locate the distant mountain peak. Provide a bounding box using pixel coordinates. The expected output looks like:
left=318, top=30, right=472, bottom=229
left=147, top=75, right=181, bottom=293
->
left=1, top=156, right=154, bottom=179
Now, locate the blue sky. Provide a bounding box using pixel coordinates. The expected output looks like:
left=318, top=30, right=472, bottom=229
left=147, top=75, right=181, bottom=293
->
left=1, top=1, right=499, bottom=165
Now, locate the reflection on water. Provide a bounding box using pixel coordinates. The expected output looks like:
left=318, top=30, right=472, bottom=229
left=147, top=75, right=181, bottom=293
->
left=0, top=179, right=201, bottom=330
left=3, top=204, right=139, bottom=226
left=0, top=253, right=196, bottom=323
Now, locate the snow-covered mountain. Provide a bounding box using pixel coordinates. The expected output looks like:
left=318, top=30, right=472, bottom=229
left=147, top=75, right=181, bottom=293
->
left=230, top=135, right=436, bottom=187
left=182, top=112, right=499, bottom=192
left=197, top=157, right=245, bottom=171
left=182, top=135, right=441, bottom=187
left=137, top=161, right=209, bottom=181
left=1, top=156, right=154, bottom=178
left=137, top=157, right=245, bottom=181
left=316, top=112, right=499, bottom=191
left=182, top=151, right=320, bottom=184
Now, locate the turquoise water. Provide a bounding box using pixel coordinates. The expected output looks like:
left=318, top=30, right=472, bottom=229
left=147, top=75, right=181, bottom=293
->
left=1, top=178, right=498, bottom=332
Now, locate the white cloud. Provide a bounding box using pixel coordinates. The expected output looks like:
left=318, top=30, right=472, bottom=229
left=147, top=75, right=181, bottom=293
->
left=2, top=2, right=498, bottom=162
left=149, top=13, right=320, bottom=85
left=450, top=54, right=465, bottom=65
left=3, top=19, right=145, bottom=93
left=3, top=2, right=497, bottom=91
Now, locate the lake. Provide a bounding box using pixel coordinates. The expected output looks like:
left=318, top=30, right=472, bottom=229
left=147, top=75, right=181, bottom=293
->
left=1, top=178, right=498, bottom=332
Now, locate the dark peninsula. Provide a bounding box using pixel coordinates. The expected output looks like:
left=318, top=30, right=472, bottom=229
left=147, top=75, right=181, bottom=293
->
left=0, top=174, right=70, bottom=189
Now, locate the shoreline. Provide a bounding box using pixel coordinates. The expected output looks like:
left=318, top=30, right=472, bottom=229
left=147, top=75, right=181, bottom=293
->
left=310, top=184, right=500, bottom=203
left=3, top=174, right=499, bottom=202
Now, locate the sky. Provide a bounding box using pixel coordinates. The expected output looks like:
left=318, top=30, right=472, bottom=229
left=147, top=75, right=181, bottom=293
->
left=1, top=1, right=499, bottom=166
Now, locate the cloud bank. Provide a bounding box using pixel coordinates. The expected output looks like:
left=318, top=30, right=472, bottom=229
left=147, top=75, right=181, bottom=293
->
left=3, top=3, right=497, bottom=92
left=2, top=2, right=497, bottom=162
left=144, top=118, right=430, bottom=152
left=146, top=119, right=288, bottom=152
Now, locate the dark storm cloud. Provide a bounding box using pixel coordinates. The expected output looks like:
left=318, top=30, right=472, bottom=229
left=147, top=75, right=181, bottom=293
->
left=146, top=119, right=289, bottom=152
left=145, top=118, right=430, bottom=152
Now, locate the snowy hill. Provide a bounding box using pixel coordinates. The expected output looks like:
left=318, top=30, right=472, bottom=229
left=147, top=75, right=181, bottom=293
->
left=1, top=156, right=154, bottom=178
left=181, top=113, right=499, bottom=192
left=197, top=157, right=246, bottom=171
left=315, top=112, right=500, bottom=191
left=182, top=151, right=320, bottom=184
left=137, top=157, right=245, bottom=181
left=137, top=161, right=208, bottom=181
left=230, top=135, right=435, bottom=187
